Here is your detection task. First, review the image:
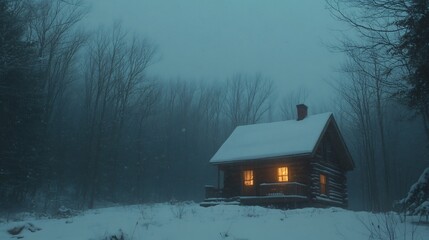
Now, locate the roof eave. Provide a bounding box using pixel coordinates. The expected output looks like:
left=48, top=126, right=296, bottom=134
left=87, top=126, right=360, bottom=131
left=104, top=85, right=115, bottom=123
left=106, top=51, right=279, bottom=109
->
left=210, top=152, right=313, bottom=165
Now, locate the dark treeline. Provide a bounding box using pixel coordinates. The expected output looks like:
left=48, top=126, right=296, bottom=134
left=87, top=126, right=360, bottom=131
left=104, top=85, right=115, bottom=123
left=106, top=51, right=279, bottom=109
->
left=1, top=0, right=429, bottom=213
left=327, top=0, right=429, bottom=211
left=0, top=0, right=276, bottom=211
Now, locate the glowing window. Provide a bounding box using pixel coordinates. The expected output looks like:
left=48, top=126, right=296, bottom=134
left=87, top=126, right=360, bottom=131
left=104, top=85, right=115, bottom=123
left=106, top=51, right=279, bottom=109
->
left=320, top=174, right=327, bottom=194
left=278, top=167, right=289, bottom=182
left=243, top=170, right=253, bottom=186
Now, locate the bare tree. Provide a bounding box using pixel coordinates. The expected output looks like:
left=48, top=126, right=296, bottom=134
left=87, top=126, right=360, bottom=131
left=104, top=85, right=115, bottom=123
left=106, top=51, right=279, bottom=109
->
left=224, top=73, right=274, bottom=129
left=27, top=0, right=88, bottom=125
left=279, top=87, right=309, bottom=120
left=335, top=58, right=381, bottom=211
left=326, top=0, right=429, bottom=142
left=81, top=25, right=119, bottom=208
left=325, top=0, right=429, bottom=210
left=133, top=79, right=160, bottom=200
left=196, top=82, right=227, bottom=151
left=108, top=33, right=156, bottom=200
left=79, top=22, right=156, bottom=208
left=23, top=0, right=88, bottom=209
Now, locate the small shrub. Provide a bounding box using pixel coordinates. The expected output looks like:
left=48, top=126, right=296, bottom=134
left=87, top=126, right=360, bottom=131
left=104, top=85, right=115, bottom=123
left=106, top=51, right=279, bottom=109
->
left=170, top=202, right=187, bottom=219
left=280, top=210, right=288, bottom=221
left=243, top=207, right=259, bottom=218
left=137, top=204, right=159, bottom=231
left=56, top=206, right=80, bottom=218
left=359, top=212, right=417, bottom=240
left=101, top=229, right=127, bottom=240
left=219, top=231, right=230, bottom=239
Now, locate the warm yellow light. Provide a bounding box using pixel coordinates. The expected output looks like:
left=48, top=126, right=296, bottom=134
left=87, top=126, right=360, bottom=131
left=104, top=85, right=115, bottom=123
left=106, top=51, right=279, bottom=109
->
left=320, top=174, right=327, bottom=194
left=244, top=170, right=253, bottom=186
left=320, top=174, right=326, bottom=184
left=278, top=167, right=289, bottom=182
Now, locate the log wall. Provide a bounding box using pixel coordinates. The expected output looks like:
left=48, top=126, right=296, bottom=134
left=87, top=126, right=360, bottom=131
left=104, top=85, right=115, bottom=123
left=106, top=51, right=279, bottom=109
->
left=310, top=130, right=348, bottom=207
left=221, top=158, right=312, bottom=198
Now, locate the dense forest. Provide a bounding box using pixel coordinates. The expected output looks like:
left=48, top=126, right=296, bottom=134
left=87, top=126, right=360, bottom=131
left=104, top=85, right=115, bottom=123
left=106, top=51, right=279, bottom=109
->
left=1, top=0, right=429, bottom=214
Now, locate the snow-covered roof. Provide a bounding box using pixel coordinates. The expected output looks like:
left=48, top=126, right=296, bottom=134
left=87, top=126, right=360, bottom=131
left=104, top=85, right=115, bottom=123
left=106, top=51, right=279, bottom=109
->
left=210, top=112, right=333, bottom=164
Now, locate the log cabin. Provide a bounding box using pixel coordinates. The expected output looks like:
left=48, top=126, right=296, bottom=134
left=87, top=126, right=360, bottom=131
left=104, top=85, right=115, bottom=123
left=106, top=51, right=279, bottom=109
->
left=202, top=104, right=354, bottom=208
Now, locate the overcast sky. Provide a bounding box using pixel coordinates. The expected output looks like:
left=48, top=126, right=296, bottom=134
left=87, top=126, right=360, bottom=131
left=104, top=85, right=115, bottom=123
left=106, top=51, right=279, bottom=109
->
left=87, top=0, right=345, bottom=107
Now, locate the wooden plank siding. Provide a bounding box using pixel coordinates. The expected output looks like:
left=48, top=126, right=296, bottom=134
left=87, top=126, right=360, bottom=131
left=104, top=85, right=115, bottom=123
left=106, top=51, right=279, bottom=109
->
left=309, top=132, right=348, bottom=207
left=221, top=158, right=312, bottom=198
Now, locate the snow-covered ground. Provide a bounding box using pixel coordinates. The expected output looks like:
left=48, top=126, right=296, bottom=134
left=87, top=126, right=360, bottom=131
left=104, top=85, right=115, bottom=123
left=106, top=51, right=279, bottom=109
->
left=1, top=203, right=428, bottom=240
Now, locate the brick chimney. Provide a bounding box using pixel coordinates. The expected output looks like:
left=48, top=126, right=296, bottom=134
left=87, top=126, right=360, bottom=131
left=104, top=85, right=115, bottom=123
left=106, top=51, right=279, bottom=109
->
left=296, top=104, right=308, bottom=121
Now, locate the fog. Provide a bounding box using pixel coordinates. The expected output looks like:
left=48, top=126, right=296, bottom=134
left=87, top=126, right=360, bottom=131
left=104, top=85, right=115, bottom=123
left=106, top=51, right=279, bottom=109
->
left=1, top=0, right=429, bottom=215
left=88, top=0, right=344, bottom=103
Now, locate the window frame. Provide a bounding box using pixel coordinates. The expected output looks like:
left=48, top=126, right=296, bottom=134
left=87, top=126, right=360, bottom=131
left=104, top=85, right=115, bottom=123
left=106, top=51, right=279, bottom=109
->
left=243, top=170, right=254, bottom=186
left=277, top=167, right=289, bottom=182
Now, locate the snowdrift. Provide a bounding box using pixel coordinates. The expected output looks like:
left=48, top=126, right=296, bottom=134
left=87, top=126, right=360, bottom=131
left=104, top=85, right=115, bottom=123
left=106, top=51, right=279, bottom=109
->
left=1, top=203, right=428, bottom=240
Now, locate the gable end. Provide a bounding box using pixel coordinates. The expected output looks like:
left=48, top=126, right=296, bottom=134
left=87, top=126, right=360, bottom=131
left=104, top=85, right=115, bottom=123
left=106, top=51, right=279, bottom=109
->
left=311, top=115, right=354, bottom=171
